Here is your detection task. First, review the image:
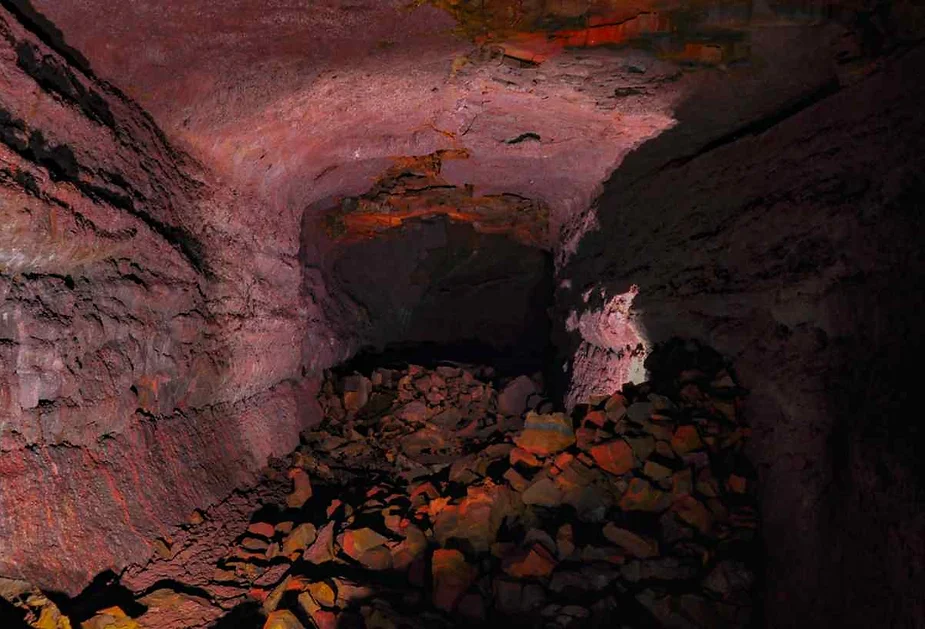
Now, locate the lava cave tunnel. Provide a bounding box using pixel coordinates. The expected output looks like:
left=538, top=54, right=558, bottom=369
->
left=1, top=0, right=923, bottom=627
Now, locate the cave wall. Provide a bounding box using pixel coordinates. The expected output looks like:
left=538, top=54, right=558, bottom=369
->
left=559, top=45, right=925, bottom=627
left=0, top=4, right=319, bottom=593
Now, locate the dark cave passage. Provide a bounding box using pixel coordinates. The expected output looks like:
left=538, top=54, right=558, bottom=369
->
left=316, top=217, right=557, bottom=383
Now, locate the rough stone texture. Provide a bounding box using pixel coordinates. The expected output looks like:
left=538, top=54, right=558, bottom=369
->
left=2, top=0, right=924, bottom=625
left=0, top=3, right=321, bottom=592
left=559, top=45, right=925, bottom=628
left=28, top=0, right=681, bottom=252
left=77, top=360, right=756, bottom=628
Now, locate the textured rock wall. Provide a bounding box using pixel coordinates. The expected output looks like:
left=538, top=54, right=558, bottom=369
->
left=0, top=3, right=319, bottom=593
left=559, top=45, right=925, bottom=627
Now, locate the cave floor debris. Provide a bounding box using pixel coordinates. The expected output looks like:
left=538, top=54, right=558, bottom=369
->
left=4, top=344, right=760, bottom=628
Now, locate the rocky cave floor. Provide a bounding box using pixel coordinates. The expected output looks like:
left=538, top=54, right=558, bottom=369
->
left=2, top=341, right=760, bottom=629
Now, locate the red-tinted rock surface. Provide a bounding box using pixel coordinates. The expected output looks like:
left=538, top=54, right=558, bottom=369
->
left=0, top=3, right=321, bottom=592
left=2, top=1, right=924, bottom=627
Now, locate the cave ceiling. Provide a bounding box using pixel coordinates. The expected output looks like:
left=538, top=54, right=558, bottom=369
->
left=29, top=0, right=829, bottom=254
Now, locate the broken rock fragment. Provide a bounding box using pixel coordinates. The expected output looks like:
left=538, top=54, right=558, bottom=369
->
left=286, top=468, right=313, bottom=509
left=603, top=523, right=659, bottom=558
left=305, top=581, right=336, bottom=608
left=432, top=549, right=477, bottom=612
left=263, top=609, right=305, bottom=629
left=514, top=412, right=575, bottom=455
left=282, top=523, right=317, bottom=558
left=501, top=542, right=558, bottom=578
left=498, top=375, right=539, bottom=416
left=136, top=589, right=220, bottom=628
left=522, top=477, right=564, bottom=507
left=590, top=439, right=634, bottom=475
left=620, top=478, right=673, bottom=512
left=80, top=607, right=139, bottom=629
left=341, top=527, right=389, bottom=557
left=343, top=374, right=372, bottom=411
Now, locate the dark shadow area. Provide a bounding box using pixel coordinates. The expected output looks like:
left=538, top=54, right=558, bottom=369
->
left=0, top=597, right=30, bottom=629
left=325, top=217, right=555, bottom=369
left=44, top=570, right=146, bottom=623
left=211, top=601, right=265, bottom=628
left=556, top=31, right=925, bottom=629
left=335, top=339, right=549, bottom=384
left=316, top=215, right=560, bottom=404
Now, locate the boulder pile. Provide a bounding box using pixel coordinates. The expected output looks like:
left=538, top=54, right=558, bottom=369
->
left=3, top=341, right=760, bottom=628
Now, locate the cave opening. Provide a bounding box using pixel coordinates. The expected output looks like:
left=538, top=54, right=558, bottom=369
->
left=320, top=217, right=558, bottom=383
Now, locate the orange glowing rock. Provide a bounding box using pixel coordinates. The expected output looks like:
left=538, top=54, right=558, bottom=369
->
left=247, top=521, right=276, bottom=538
left=325, top=499, right=342, bottom=517
left=340, top=528, right=389, bottom=560
left=510, top=446, right=543, bottom=468
left=296, top=595, right=337, bottom=629
left=503, top=467, right=530, bottom=491
left=434, top=483, right=516, bottom=552
left=281, top=523, right=317, bottom=558
left=498, top=32, right=565, bottom=63
left=426, top=496, right=452, bottom=518
left=553, top=451, right=575, bottom=470
left=322, top=151, right=549, bottom=247
left=80, top=607, right=140, bottom=629
left=605, top=392, right=628, bottom=416
left=727, top=474, right=748, bottom=493
left=263, top=610, right=305, bottom=629
left=590, top=439, right=635, bottom=475
left=410, top=481, right=440, bottom=505
left=576, top=426, right=599, bottom=450
left=249, top=588, right=269, bottom=603
left=583, top=410, right=607, bottom=427
left=501, top=542, right=558, bottom=578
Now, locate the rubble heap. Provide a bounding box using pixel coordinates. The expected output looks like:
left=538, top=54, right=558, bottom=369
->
left=3, top=341, right=760, bottom=628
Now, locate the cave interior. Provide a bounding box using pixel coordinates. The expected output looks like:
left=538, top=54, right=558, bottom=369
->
left=1, top=0, right=923, bottom=627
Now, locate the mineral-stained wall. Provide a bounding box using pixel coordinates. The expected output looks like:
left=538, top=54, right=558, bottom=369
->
left=558, top=45, right=925, bottom=628
left=0, top=4, right=321, bottom=592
